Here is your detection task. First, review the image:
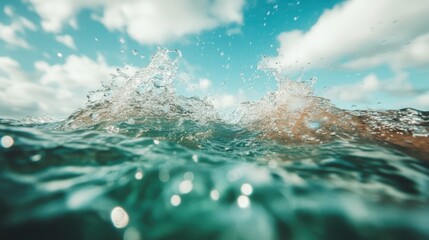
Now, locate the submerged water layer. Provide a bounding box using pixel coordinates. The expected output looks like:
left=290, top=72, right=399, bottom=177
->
left=1, top=111, right=429, bottom=240
left=1, top=49, right=429, bottom=239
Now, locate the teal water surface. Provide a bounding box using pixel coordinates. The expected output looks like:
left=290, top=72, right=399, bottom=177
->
left=1, top=112, right=429, bottom=240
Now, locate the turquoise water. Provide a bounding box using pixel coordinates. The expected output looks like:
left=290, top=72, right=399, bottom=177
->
left=1, top=50, right=429, bottom=240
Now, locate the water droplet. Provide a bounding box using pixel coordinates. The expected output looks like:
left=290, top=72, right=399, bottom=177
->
left=1, top=136, right=14, bottom=148
left=294, top=16, right=299, bottom=21
left=184, top=171, right=194, bottom=181
left=110, top=206, right=129, bottom=228
left=132, top=49, right=138, bottom=56
left=227, top=169, right=242, bottom=182
left=240, top=183, right=253, bottom=195
left=170, top=194, right=181, bottom=206
left=119, top=37, right=125, bottom=44
left=57, top=52, right=63, bottom=58
left=159, top=169, right=170, bottom=182
left=237, top=195, right=250, bottom=208
left=210, top=190, right=219, bottom=201
left=135, top=170, right=144, bottom=180
left=273, top=4, right=278, bottom=9
left=220, top=52, right=224, bottom=56
left=153, top=139, right=160, bottom=145
left=31, top=154, right=42, bottom=162
left=94, top=37, right=99, bottom=42
left=192, top=154, right=199, bottom=162
left=266, top=11, right=271, bottom=16
left=179, top=180, right=193, bottom=194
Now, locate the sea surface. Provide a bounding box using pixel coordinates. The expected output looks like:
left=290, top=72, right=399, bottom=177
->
left=1, top=49, right=429, bottom=240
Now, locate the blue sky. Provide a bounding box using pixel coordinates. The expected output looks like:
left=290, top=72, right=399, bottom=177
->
left=1, top=0, right=428, bottom=119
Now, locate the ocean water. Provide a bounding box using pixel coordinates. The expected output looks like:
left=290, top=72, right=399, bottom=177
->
left=1, top=49, right=429, bottom=240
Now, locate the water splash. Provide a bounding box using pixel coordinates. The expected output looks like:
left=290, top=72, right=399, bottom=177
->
left=57, top=48, right=428, bottom=157
left=62, top=49, right=219, bottom=129
left=237, top=72, right=355, bottom=143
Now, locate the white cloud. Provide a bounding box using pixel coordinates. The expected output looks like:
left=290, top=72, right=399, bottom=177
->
left=55, top=34, right=77, bottom=49
left=199, top=78, right=212, bottom=91
left=24, top=0, right=85, bottom=32
left=0, top=54, right=116, bottom=119
left=322, top=72, right=426, bottom=109
left=344, top=33, right=429, bottom=70
left=210, top=94, right=237, bottom=109
left=261, top=0, right=429, bottom=72
left=34, top=54, right=113, bottom=90
left=0, top=5, right=37, bottom=48
left=209, top=89, right=246, bottom=110
left=323, top=74, right=381, bottom=103
left=26, top=0, right=246, bottom=44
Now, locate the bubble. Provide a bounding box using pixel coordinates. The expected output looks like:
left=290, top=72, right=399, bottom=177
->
left=154, top=139, right=160, bottom=145
left=1, top=136, right=14, bottom=148
left=111, top=206, right=129, bottom=228
left=240, top=183, right=253, bottom=196
left=30, top=154, right=42, bottom=162
left=135, top=170, right=144, bottom=180
left=159, top=169, right=170, bottom=182
left=210, top=190, right=220, bottom=201
left=179, top=180, right=193, bottom=194
left=57, top=52, right=63, bottom=58
left=184, top=171, right=194, bottom=181
left=227, top=169, right=242, bottom=182
left=237, top=195, right=250, bottom=208
left=94, top=37, right=99, bottom=42
left=119, top=37, right=125, bottom=44
left=294, top=16, right=299, bottom=21
left=192, top=154, right=199, bottom=162
left=170, top=194, right=181, bottom=206
left=132, top=49, right=138, bottom=56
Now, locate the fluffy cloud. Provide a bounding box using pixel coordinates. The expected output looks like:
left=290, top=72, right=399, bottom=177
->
left=26, top=0, right=245, bottom=44
left=209, top=90, right=246, bottom=110
left=55, top=34, right=77, bottom=49
left=322, top=72, right=428, bottom=109
left=0, top=55, right=115, bottom=119
left=261, top=0, right=429, bottom=72
left=0, top=6, right=37, bottom=48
